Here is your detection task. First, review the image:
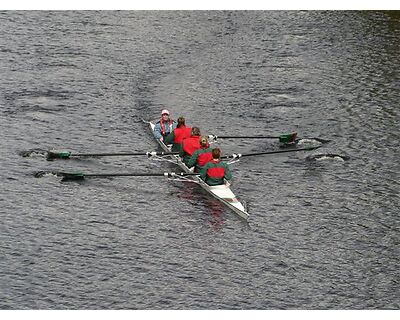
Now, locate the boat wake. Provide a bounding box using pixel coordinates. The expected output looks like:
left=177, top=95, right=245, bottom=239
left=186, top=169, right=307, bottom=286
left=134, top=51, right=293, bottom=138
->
left=306, top=153, right=350, bottom=161
left=34, top=171, right=59, bottom=178
left=279, top=138, right=328, bottom=149
left=297, top=138, right=320, bottom=145
left=19, top=149, right=48, bottom=158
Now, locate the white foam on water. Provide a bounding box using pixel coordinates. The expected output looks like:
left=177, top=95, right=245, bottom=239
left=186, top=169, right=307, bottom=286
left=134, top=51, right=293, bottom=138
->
left=315, top=155, right=345, bottom=162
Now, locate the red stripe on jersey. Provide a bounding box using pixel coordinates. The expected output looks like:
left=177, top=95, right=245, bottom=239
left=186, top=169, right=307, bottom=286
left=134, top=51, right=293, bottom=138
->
left=173, top=126, right=192, bottom=144
left=182, top=136, right=200, bottom=156
left=207, top=167, right=225, bottom=178
left=197, top=152, right=213, bottom=166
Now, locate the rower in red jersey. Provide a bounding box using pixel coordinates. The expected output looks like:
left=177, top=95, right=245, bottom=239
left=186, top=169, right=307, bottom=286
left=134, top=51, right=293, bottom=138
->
left=200, top=148, right=232, bottom=186
left=187, top=136, right=213, bottom=172
left=164, top=117, right=192, bottom=152
left=180, top=127, right=201, bottom=166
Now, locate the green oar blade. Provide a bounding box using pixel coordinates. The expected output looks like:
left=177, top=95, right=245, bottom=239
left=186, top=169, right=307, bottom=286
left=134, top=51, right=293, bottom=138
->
left=47, top=150, right=72, bottom=160
left=279, top=133, right=297, bottom=144
left=60, top=172, right=85, bottom=181
left=34, top=171, right=85, bottom=180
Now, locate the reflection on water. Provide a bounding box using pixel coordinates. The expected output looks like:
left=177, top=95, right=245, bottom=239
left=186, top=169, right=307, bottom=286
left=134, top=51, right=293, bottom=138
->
left=176, top=182, right=226, bottom=230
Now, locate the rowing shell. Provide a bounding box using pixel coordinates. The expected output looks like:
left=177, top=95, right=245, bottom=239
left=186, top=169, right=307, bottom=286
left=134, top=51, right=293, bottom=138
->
left=149, top=121, right=249, bottom=220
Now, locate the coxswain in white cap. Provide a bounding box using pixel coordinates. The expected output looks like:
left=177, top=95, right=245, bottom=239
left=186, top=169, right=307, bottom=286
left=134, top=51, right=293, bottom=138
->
left=153, top=109, right=177, bottom=142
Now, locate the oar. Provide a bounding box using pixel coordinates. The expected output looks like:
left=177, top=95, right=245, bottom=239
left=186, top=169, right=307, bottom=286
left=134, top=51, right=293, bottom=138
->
left=46, top=150, right=179, bottom=160
left=221, top=145, right=322, bottom=159
left=209, top=133, right=298, bottom=143
left=209, top=133, right=331, bottom=144
left=34, top=171, right=200, bottom=181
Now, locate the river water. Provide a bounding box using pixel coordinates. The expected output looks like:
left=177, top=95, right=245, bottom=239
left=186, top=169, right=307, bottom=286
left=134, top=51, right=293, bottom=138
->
left=0, top=11, right=399, bottom=309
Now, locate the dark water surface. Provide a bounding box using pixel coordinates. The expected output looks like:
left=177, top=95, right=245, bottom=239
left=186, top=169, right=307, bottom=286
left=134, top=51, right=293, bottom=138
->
left=0, top=11, right=399, bottom=309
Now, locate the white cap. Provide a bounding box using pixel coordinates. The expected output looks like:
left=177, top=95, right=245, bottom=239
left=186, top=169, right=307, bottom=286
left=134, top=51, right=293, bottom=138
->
left=161, top=109, right=170, bottom=115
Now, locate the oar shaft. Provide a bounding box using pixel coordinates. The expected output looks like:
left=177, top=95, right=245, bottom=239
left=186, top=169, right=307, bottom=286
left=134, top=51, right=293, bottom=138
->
left=34, top=170, right=200, bottom=180
left=56, top=172, right=200, bottom=181
left=215, top=135, right=281, bottom=139
left=83, top=172, right=198, bottom=177
left=222, top=146, right=321, bottom=159
left=209, top=133, right=330, bottom=144
left=85, top=173, right=162, bottom=177
left=72, top=151, right=178, bottom=157
left=210, top=132, right=298, bottom=143
left=47, top=150, right=179, bottom=160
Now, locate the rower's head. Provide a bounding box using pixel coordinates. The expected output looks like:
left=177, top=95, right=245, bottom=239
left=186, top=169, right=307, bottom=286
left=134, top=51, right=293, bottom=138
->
left=199, top=136, right=209, bottom=147
left=177, top=117, right=185, bottom=128
left=191, top=127, right=200, bottom=136
left=212, top=148, right=221, bottom=159
left=161, top=109, right=170, bottom=120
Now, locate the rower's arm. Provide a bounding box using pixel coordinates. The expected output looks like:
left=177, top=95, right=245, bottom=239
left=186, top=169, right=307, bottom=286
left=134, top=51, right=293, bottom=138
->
left=153, top=123, right=162, bottom=140
left=224, top=163, right=232, bottom=180
left=179, top=144, right=185, bottom=158
left=199, top=163, right=208, bottom=181
left=187, top=150, right=198, bottom=168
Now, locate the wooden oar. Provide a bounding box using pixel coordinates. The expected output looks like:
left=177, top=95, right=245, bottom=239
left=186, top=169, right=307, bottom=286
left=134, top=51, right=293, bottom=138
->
left=221, top=145, right=322, bottom=159
left=46, top=150, right=179, bottom=160
left=34, top=171, right=200, bottom=181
